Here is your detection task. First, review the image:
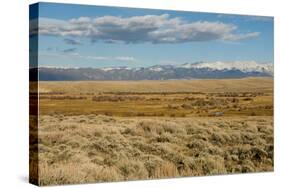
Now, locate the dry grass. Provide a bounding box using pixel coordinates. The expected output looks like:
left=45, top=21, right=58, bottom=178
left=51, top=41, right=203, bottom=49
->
left=37, top=78, right=273, bottom=117
left=38, top=77, right=273, bottom=93
left=32, top=78, right=274, bottom=185
left=37, top=115, right=273, bottom=186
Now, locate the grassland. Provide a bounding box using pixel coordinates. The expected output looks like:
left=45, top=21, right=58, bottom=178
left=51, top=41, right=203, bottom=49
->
left=31, top=77, right=274, bottom=185
left=37, top=77, right=273, bottom=117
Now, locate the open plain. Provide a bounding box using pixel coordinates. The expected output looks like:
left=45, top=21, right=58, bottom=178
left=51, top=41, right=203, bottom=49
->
left=31, top=77, right=273, bottom=185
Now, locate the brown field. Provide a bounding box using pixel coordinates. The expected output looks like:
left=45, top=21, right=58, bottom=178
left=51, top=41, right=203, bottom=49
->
left=31, top=77, right=274, bottom=185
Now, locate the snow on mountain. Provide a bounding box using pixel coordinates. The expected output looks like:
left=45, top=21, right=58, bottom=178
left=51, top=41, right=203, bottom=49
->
left=34, top=61, right=273, bottom=81
left=180, top=61, right=273, bottom=75
left=150, top=67, right=163, bottom=72
left=100, top=66, right=132, bottom=71
left=149, top=66, right=164, bottom=72
left=148, top=65, right=175, bottom=72
left=100, top=67, right=116, bottom=71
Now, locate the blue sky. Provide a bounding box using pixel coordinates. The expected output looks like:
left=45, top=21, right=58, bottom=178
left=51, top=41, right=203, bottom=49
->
left=30, top=2, right=274, bottom=68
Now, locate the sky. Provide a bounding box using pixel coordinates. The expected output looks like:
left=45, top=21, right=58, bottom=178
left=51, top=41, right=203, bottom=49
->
left=30, top=2, right=274, bottom=68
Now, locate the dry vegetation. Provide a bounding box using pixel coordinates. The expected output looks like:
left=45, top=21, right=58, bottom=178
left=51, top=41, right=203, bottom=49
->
left=31, top=77, right=274, bottom=185
left=37, top=77, right=273, bottom=117
left=37, top=115, right=273, bottom=185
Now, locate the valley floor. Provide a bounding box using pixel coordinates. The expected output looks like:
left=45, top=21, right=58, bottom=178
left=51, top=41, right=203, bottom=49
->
left=28, top=78, right=274, bottom=185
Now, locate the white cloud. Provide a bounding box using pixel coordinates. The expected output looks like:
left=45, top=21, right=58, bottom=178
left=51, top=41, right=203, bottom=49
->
left=85, top=56, right=110, bottom=60
left=40, top=51, right=136, bottom=62
left=84, top=55, right=135, bottom=62
left=32, top=14, right=260, bottom=44
left=223, top=32, right=260, bottom=41
left=115, top=56, right=136, bottom=62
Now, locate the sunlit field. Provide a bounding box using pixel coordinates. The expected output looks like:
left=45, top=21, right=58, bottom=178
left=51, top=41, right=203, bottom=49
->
left=30, top=77, right=273, bottom=185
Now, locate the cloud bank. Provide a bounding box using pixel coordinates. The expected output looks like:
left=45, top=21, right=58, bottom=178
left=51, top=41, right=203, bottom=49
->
left=31, top=14, right=260, bottom=44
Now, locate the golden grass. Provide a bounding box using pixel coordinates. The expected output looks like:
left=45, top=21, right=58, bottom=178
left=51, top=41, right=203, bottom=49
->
left=37, top=115, right=273, bottom=185
left=37, top=78, right=273, bottom=117
left=37, top=77, right=273, bottom=93
left=31, top=78, right=274, bottom=185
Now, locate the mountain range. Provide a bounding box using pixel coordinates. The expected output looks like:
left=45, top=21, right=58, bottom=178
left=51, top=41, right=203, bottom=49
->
left=30, top=61, right=273, bottom=81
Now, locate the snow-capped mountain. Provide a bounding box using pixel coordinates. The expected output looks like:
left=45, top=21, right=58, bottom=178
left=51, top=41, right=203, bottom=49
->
left=180, top=61, right=273, bottom=75
left=100, top=66, right=132, bottom=72
left=32, top=61, right=273, bottom=81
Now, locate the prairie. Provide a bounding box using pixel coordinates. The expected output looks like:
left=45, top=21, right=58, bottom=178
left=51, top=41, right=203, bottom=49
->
left=31, top=77, right=274, bottom=185
left=37, top=77, right=273, bottom=117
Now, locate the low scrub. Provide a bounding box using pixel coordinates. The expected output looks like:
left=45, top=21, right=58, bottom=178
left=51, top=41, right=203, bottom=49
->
left=37, top=115, right=273, bottom=185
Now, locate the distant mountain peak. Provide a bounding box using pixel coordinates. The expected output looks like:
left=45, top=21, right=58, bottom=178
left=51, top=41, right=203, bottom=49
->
left=32, top=61, right=273, bottom=81
left=100, top=66, right=131, bottom=71
left=180, top=61, right=273, bottom=75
